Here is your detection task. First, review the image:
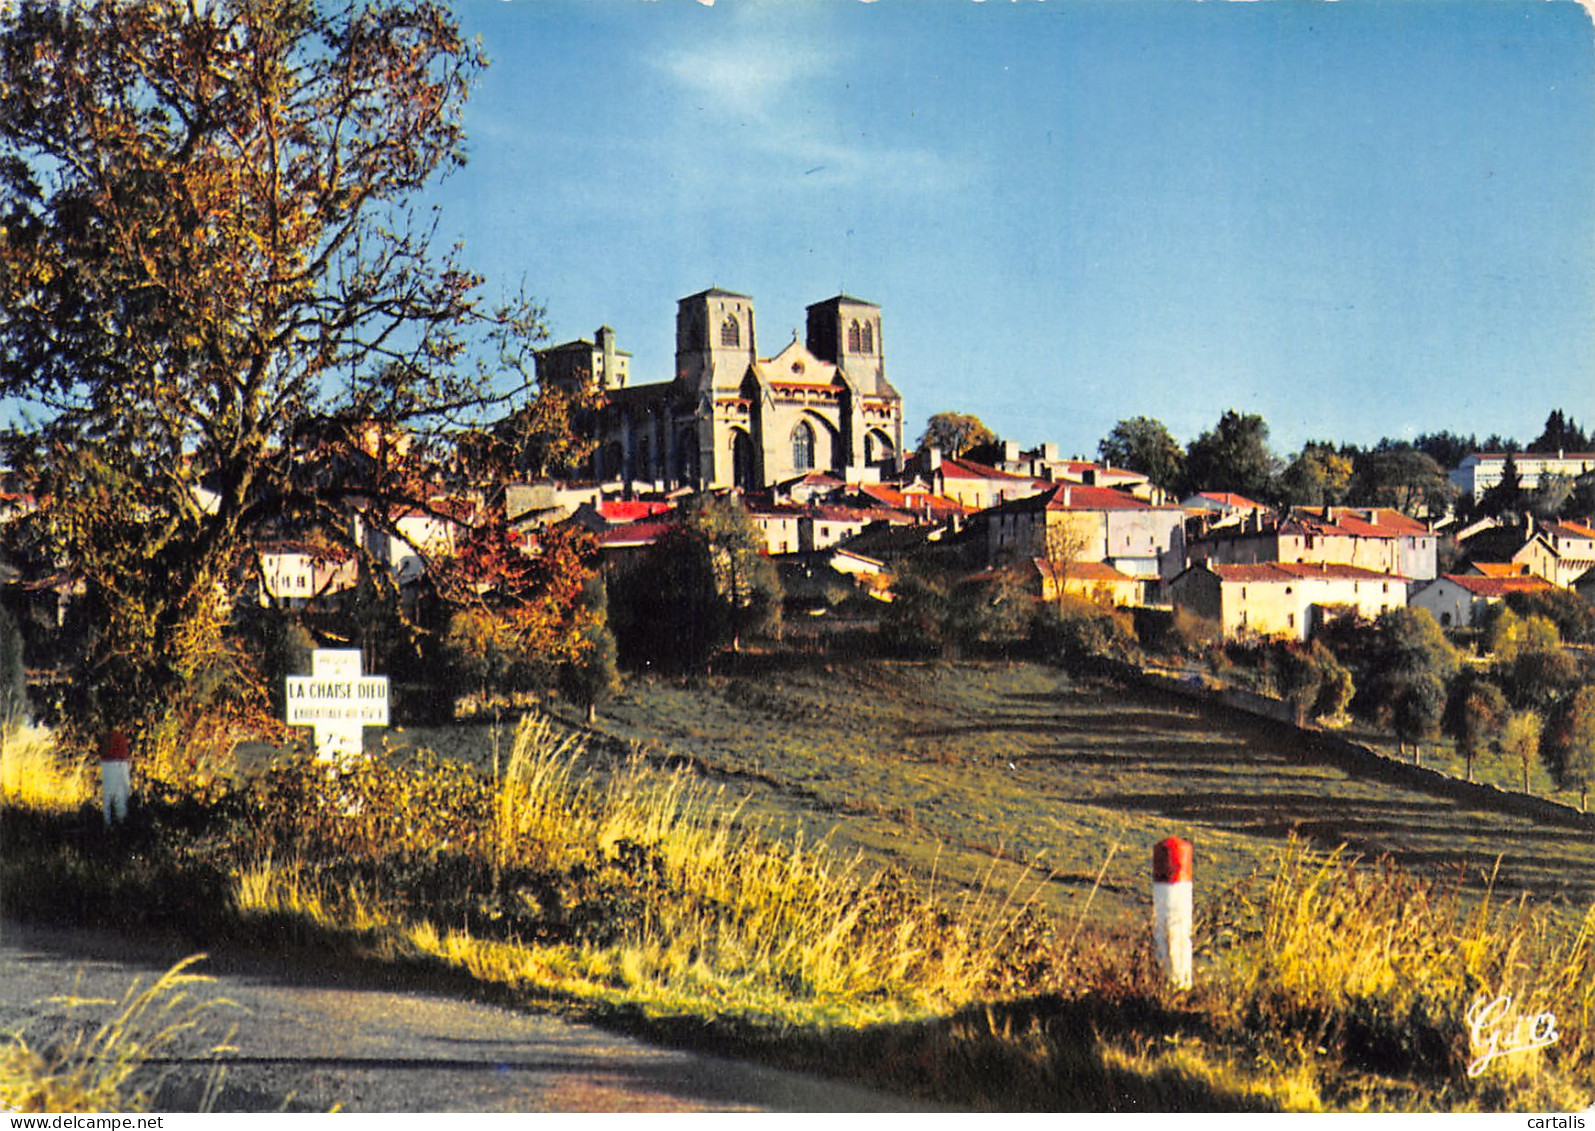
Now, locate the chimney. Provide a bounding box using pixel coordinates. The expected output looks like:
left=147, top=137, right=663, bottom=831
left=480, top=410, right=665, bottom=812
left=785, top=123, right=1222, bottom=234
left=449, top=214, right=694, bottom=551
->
left=1367, top=509, right=1379, bottom=527
left=927, top=445, right=942, bottom=472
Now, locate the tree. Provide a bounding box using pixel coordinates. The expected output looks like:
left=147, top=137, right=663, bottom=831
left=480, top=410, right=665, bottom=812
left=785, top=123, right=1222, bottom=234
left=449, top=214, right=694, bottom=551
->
left=917, top=412, right=995, bottom=459
left=1279, top=442, right=1354, bottom=507
left=558, top=576, right=621, bottom=724
left=611, top=496, right=781, bottom=670
left=1500, top=709, right=1543, bottom=794
left=1530, top=409, right=1589, bottom=454
left=1479, top=452, right=1524, bottom=517
left=1544, top=684, right=1595, bottom=811
left=1504, top=588, right=1595, bottom=646
left=1528, top=474, right=1576, bottom=520
left=0, top=604, right=25, bottom=736
left=1097, top=417, right=1186, bottom=492
left=1492, top=615, right=1577, bottom=712
left=0, top=0, right=540, bottom=737
left=436, top=518, right=600, bottom=703
left=1349, top=447, right=1457, bottom=517
left=1273, top=643, right=1324, bottom=726
left=1181, top=410, right=1280, bottom=501
left=1412, top=431, right=1477, bottom=472
left=1358, top=607, right=1460, bottom=761
left=1442, top=670, right=1508, bottom=782
left=878, top=563, right=955, bottom=658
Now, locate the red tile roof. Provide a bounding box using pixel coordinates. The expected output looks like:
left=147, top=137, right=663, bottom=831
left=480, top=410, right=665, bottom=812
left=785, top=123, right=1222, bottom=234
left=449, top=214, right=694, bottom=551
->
left=1210, top=562, right=1408, bottom=584
left=1544, top=520, right=1595, bottom=541
left=938, top=457, right=1037, bottom=482
left=1034, top=559, right=1135, bottom=582
left=856, top=483, right=970, bottom=517
left=1470, top=562, right=1536, bottom=578
left=1436, top=573, right=1555, bottom=597
left=994, top=483, right=1157, bottom=513
left=596, top=520, right=674, bottom=549
left=1288, top=506, right=1429, bottom=538
left=599, top=500, right=674, bottom=523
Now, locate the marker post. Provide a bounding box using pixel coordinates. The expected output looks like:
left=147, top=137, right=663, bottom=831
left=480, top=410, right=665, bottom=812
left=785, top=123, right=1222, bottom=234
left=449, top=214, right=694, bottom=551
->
left=1153, top=836, right=1193, bottom=990
left=100, top=729, right=131, bottom=827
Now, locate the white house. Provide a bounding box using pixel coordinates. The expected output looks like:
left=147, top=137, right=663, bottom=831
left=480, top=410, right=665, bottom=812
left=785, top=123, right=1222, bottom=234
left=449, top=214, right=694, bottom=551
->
left=1409, top=573, right=1556, bottom=630
left=256, top=541, right=358, bottom=608
left=1169, top=561, right=1410, bottom=641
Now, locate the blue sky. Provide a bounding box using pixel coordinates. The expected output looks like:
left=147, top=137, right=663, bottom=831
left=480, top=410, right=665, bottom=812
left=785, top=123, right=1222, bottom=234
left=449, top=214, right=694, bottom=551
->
left=432, top=0, right=1595, bottom=461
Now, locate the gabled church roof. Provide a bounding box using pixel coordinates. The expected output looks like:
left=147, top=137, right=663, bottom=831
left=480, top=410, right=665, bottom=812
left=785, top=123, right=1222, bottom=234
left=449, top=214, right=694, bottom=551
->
left=749, top=336, right=840, bottom=386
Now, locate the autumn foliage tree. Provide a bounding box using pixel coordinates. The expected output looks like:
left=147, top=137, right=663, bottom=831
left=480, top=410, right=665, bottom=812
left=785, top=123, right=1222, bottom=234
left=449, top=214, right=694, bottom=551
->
left=0, top=0, right=551, bottom=738
left=437, top=517, right=600, bottom=705
left=917, top=412, right=996, bottom=459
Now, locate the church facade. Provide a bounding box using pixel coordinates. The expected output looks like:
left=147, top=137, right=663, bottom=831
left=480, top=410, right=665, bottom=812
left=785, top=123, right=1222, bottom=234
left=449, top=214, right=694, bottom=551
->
left=541, top=288, right=905, bottom=492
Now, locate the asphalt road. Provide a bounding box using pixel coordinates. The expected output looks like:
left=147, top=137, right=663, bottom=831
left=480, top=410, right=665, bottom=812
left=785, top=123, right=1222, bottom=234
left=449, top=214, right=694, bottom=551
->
left=0, top=920, right=928, bottom=1113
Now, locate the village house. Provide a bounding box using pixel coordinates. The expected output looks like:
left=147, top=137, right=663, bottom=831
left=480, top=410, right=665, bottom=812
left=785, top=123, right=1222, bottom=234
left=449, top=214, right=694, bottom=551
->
left=852, top=480, right=971, bottom=526
left=254, top=541, right=359, bottom=609
left=1031, top=559, right=1144, bottom=608
left=917, top=450, right=1044, bottom=512
left=1189, top=506, right=1437, bottom=581
left=1511, top=518, right=1595, bottom=589
left=983, top=482, right=1187, bottom=586
left=1169, top=561, right=1410, bottom=642
left=800, top=504, right=888, bottom=553
left=1408, top=573, right=1555, bottom=630
left=744, top=502, right=805, bottom=556
left=980, top=442, right=1164, bottom=501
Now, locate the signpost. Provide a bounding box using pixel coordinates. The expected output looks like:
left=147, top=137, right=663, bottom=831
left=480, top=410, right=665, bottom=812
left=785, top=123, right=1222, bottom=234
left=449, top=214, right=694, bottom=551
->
left=286, top=649, right=389, bottom=762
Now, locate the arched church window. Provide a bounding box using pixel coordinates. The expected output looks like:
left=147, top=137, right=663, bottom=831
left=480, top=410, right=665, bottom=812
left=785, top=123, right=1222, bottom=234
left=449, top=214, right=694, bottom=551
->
left=721, top=314, right=740, bottom=348
left=792, top=421, right=815, bottom=472
left=861, top=321, right=874, bottom=353
left=847, top=320, right=863, bottom=352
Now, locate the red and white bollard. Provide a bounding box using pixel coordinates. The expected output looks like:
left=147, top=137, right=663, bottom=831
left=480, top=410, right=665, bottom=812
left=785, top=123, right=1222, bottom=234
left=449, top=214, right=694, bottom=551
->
left=100, top=729, right=130, bottom=827
left=1153, top=836, right=1193, bottom=989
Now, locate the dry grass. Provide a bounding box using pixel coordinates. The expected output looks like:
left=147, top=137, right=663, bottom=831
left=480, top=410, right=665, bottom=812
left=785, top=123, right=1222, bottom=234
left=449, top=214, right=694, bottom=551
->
left=0, top=727, right=92, bottom=813
left=0, top=957, right=235, bottom=1113
left=236, top=714, right=1059, bottom=1028
left=1203, top=837, right=1595, bottom=1109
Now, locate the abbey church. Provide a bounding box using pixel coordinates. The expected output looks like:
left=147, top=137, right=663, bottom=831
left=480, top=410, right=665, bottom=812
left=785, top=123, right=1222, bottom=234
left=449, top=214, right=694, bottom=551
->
left=538, top=288, right=905, bottom=491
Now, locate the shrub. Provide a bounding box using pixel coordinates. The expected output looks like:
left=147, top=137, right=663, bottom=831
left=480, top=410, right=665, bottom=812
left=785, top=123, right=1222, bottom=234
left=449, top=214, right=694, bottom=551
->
left=1030, top=598, right=1136, bottom=670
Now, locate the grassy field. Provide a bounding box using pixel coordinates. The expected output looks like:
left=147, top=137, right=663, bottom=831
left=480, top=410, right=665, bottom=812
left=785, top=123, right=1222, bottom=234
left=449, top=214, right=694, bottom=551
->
left=558, top=656, right=1595, bottom=933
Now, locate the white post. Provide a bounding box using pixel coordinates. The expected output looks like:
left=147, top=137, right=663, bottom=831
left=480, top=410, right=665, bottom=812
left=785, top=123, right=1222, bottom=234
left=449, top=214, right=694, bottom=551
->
left=100, top=729, right=131, bottom=826
left=1153, top=836, right=1193, bottom=990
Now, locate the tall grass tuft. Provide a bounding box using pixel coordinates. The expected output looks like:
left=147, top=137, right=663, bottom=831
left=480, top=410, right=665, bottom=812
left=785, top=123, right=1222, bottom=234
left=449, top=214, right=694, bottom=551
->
left=1208, top=837, right=1595, bottom=1106
left=485, top=713, right=1062, bottom=1019
left=0, top=726, right=92, bottom=813
left=0, top=957, right=235, bottom=1113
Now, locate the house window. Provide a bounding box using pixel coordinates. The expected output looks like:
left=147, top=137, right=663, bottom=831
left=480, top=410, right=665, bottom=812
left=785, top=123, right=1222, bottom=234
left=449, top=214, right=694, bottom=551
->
left=721, top=314, right=740, bottom=348
left=792, top=421, right=816, bottom=471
